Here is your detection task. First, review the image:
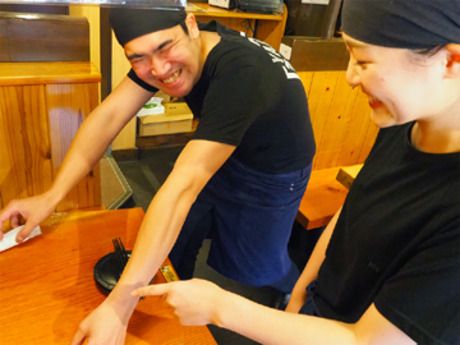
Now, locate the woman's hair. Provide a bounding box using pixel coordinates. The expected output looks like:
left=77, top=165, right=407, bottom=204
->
left=341, top=0, right=460, bottom=49
left=413, top=45, right=445, bottom=57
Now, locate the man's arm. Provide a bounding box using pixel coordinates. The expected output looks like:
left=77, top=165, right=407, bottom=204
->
left=0, top=77, right=153, bottom=240
left=71, top=139, right=236, bottom=345
left=286, top=208, right=342, bottom=312
left=118, top=139, right=236, bottom=287
left=134, top=279, right=416, bottom=345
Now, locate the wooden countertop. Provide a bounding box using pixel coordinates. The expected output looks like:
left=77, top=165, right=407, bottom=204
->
left=0, top=208, right=216, bottom=344
left=0, top=62, right=101, bottom=86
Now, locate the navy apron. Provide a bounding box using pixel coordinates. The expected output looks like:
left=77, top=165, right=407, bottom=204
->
left=170, top=156, right=311, bottom=293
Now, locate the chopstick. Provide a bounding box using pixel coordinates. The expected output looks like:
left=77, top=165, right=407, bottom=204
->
left=112, top=237, right=129, bottom=278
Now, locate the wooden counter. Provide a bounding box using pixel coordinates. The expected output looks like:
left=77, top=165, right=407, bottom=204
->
left=0, top=208, right=217, bottom=344
left=0, top=62, right=101, bottom=211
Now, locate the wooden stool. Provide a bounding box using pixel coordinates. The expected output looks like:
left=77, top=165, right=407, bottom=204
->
left=296, top=167, right=348, bottom=230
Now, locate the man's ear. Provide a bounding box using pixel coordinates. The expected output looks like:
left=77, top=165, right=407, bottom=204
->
left=185, top=13, right=200, bottom=39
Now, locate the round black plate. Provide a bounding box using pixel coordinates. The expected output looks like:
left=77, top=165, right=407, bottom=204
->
left=93, top=251, right=131, bottom=295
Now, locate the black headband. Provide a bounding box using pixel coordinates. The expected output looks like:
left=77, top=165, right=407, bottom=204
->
left=109, top=8, right=187, bottom=46
left=342, top=0, right=460, bottom=49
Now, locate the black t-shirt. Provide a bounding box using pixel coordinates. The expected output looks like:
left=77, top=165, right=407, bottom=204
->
left=314, top=123, right=460, bottom=344
left=128, top=23, right=315, bottom=173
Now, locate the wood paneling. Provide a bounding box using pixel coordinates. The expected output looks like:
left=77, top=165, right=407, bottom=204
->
left=0, top=85, right=53, bottom=208
left=46, top=83, right=101, bottom=211
left=0, top=62, right=101, bottom=211
left=0, top=12, right=89, bottom=62
left=299, top=70, right=378, bottom=170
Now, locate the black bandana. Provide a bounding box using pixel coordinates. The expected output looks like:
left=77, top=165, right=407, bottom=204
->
left=109, top=8, right=187, bottom=46
left=342, top=0, right=460, bottom=49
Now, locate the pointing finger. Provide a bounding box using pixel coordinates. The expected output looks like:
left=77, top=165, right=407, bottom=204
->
left=70, top=326, right=87, bottom=345
left=132, top=283, right=171, bottom=297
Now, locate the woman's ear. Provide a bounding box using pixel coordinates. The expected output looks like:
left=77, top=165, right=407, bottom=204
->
left=445, top=44, right=460, bottom=73
left=445, top=43, right=460, bottom=79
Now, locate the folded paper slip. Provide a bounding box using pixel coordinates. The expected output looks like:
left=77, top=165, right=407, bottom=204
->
left=0, top=225, right=42, bottom=252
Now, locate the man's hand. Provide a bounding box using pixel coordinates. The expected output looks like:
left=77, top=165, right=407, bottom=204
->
left=133, top=279, right=223, bottom=326
left=70, top=300, right=129, bottom=345
left=0, top=192, right=57, bottom=242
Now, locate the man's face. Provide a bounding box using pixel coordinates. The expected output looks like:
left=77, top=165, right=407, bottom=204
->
left=124, top=16, right=202, bottom=97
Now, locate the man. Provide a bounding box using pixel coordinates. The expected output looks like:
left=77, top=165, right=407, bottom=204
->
left=0, top=7, right=315, bottom=344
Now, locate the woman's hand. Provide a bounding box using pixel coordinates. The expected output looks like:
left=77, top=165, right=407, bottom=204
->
left=133, top=279, right=224, bottom=326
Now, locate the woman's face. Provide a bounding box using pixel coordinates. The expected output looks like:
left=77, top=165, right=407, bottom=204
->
left=343, top=33, right=453, bottom=128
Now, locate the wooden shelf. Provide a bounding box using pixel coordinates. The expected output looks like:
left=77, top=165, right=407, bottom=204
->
left=188, top=3, right=284, bottom=21
left=0, top=62, right=100, bottom=86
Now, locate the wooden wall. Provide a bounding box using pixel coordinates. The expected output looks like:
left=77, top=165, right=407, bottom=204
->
left=0, top=79, right=101, bottom=211
left=0, top=64, right=101, bottom=211
left=300, top=70, right=378, bottom=169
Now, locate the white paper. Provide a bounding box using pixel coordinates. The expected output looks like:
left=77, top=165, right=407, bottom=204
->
left=0, top=225, right=42, bottom=253
left=301, top=0, right=330, bottom=5
left=136, top=97, right=165, bottom=117
left=279, top=43, right=292, bottom=61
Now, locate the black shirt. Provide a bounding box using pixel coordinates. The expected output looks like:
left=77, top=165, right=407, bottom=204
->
left=128, top=23, right=315, bottom=173
left=315, top=123, right=460, bottom=345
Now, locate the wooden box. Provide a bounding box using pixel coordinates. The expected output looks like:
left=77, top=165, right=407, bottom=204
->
left=138, top=102, right=194, bottom=137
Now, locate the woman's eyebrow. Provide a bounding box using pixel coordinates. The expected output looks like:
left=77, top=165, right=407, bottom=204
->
left=343, top=37, right=368, bottom=49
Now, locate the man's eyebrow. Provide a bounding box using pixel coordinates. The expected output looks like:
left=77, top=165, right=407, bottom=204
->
left=126, top=38, right=174, bottom=60
left=126, top=53, right=144, bottom=60
left=154, top=39, right=174, bottom=52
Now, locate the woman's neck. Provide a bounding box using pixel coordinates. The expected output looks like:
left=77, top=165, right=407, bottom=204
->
left=412, top=119, right=460, bottom=154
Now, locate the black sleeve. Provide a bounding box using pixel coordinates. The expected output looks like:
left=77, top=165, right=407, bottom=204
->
left=375, top=223, right=460, bottom=345
left=127, top=69, right=158, bottom=93
left=193, top=57, right=274, bottom=146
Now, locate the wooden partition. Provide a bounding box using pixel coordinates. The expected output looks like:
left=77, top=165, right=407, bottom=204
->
left=0, top=11, right=89, bottom=62
left=282, top=37, right=379, bottom=169
left=300, top=70, right=378, bottom=169
left=0, top=11, right=102, bottom=212
left=282, top=37, right=379, bottom=229
left=0, top=63, right=101, bottom=211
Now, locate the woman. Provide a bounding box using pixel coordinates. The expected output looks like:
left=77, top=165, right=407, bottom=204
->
left=133, top=1, right=460, bottom=344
